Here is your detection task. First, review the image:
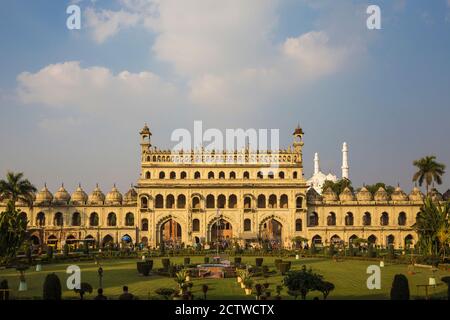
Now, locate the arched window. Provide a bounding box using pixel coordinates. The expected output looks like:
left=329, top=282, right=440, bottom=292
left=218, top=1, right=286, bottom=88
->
left=296, top=196, right=303, bottom=209
left=368, top=235, right=377, bottom=244
left=72, top=212, right=81, bottom=226
left=268, top=194, right=277, bottom=208
left=398, top=212, right=407, bottom=226
left=280, top=194, right=288, bottom=208
left=141, top=196, right=148, bottom=208
left=208, top=171, right=214, bottom=179
left=36, top=212, right=45, bottom=226
left=295, top=219, right=302, bottom=231
left=54, top=212, right=63, bottom=226
left=177, top=194, right=186, bottom=208
left=206, top=194, right=215, bottom=208
left=141, top=218, right=148, bottom=231
left=279, top=171, right=285, bottom=179
left=180, top=171, right=187, bottom=179
left=230, top=172, right=236, bottom=179
left=107, top=212, right=117, bottom=226
left=145, top=171, right=151, bottom=179
left=243, top=171, right=250, bottom=179
left=257, top=194, right=266, bottom=208
left=219, top=171, right=225, bottom=179
left=192, top=219, right=200, bottom=232
left=363, top=212, right=371, bottom=226
left=268, top=172, right=274, bottom=179
left=309, top=212, right=319, bottom=227
left=170, top=171, right=176, bottom=179
left=228, top=194, right=237, bottom=208
left=387, top=235, right=395, bottom=246
left=159, top=171, right=165, bottom=179
left=293, top=171, right=298, bottom=179
left=217, top=194, right=226, bottom=208
left=194, top=171, right=201, bottom=179
left=345, top=212, right=354, bottom=226
left=155, top=194, right=164, bottom=208
left=244, top=219, right=251, bottom=231
left=257, top=171, right=263, bottom=179
left=327, top=212, right=336, bottom=226
left=192, top=196, right=200, bottom=209
left=89, top=212, right=99, bottom=226
left=244, top=196, right=252, bottom=209
left=380, top=212, right=389, bottom=226
left=312, top=235, right=322, bottom=244
left=166, top=194, right=175, bottom=208
left=125, top=213, right=134, bottom=226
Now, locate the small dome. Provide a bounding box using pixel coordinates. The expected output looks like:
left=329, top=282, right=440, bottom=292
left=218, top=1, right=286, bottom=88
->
left=339, top=187, right=355, bottom=201
left=391, top=186, right=408, bottom=201
left=54, top=184, right=71, bottom=204
left=429, top=188, right=443, bottom=202
left=124, top=185, right=138, bottom=204
left=307, top=188, right=322, bottom=202
left=140, top=123, right=152, bottom=135
left=35, top=184, right=53, bottom=205
left=356, top=186, right=373, bottom=201
left=322, top=187, right=338, bottom=201
left=374, top=186, right=389, bottom=201
left=105, top=184, right=123, bottom=205
left=88, top=184, right=105, bottom=205
left=71, top=184, right=88, bottom=205
left=409, top=186, right=424, bottom=201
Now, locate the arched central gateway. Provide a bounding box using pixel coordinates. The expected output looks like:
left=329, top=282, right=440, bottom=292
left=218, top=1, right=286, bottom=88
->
left=260, top=218, right=283, bottom=245
left=210, top=219, right=233, bottom=241
left=160, top=219, right=182, bottom=245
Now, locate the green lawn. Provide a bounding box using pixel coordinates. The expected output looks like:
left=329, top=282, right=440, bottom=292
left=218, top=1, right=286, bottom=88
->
left=1, top=256, right=448, bottom=300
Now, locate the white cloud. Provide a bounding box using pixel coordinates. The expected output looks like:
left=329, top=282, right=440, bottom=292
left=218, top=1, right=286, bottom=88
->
left=17, top=61, right=181, bottom=114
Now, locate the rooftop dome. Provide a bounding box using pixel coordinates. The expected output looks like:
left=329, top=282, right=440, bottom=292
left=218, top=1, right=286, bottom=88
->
left=322, top=187, right=338, bottom=201
left=429, top=188, right=443, bottom=202
left=339, top=187, right=355, bottom=201
left=88, top=184, right=105, bottom=205
left=35, top=184, right=53, bottom=205
left=71, top=184, right=88, bottom=205
left=105, top=184, right=123, bottom=205
left=54, top=184, right=71, bottom=204
left=391, top=186, right=409, bottom=201
left=307, top=187, right=322, bottom=202
left=374, top=186, right=390, bottom=201
left=124, top=185, right=138, bottom=204
left=356, top=186, right=373, bottom=201
left=409, top=186, right=424, bottom=201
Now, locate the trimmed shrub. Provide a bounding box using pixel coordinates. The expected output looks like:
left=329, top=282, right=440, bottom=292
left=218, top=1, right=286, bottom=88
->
left=390, top=274, right=410, bottom=300
left=234, top=257, right=242, bottom=265
left=142, top=263, right=151, bottom=276
left=162, top=258, right=171, bottom=271
left=367, top=244, right=376, bottom=258
left=387, top=244, right=395, bottom=260
left=255, top=258, right=264, bottom=267
left=43, top=273, right=62, bottom=300
left=184, top=257, right=190, bottom=265
left=137, top=262, right=146, bottom=274
left=279, top=262, right=291, bottom=275
left=47, top=246, right=54, bottom=259
left=204, top=257, right=209, bottom=264
left=274, top=259, right=283, bottom=270
left=309, top=242, right=317, bottom=255
left=63, top=243, right=69, bottom=257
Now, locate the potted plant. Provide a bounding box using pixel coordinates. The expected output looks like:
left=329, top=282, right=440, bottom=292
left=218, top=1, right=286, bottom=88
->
left=175, top=270, right=188, bottom=294
left=244, top=278, right=254, bottom=295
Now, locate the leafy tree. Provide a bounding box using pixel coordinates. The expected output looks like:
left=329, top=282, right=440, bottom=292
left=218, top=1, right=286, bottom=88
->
left=321, top=178, right=353, bottom=195
left=412, top=156, right=446, bottom=194
left=362, top=183, right=395, bottom=196
left=283, top=265, right=323, bottom=300
left=390, top=274, right=410, bottom=300
left=0, top=202, right=29, bottom=264
left=414, top=198, right=449, bottom=257
left=0, top=171, right=36, bottom=211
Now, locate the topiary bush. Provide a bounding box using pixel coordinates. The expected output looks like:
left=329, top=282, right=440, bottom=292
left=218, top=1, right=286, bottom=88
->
left=43, top=273, right=62, bottom=300
left=274, top=259, right=283, bottom=271
left=279, top=262, right=291, bottom=275
left=184, top=257, right=190, bottom=265
left=367, top=244, right=376, bottom=258
left=162, top=258, right=171, bottom=271
left=390, top=274, right=410, bottom=300
left=255, top=258, right=263, bottom=267
left=234, top=257, right=242, bottom=265
left=204, top=257, right=209, bottom=264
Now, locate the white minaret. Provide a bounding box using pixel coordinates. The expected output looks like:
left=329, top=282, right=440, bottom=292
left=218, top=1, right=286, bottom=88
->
left=314, top=152, right=320, bottom=175
left=342, top=142, right=349, bottom=179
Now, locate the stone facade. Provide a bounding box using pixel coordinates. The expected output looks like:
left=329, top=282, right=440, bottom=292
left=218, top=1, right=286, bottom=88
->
left=2, top=124, right=443, bottom=250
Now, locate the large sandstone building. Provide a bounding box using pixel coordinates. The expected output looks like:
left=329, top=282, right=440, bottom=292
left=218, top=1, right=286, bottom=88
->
left=3, top=124, right=446, bottom=250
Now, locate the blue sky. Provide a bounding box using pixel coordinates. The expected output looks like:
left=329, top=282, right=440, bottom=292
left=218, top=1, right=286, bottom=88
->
left=0, top=0, right=449, bottom=195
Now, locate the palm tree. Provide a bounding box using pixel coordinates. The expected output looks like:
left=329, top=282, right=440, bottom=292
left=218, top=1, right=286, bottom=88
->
left=0, top=172, right=37, bottom=210
left=412, top=156, right=446, bottom=194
